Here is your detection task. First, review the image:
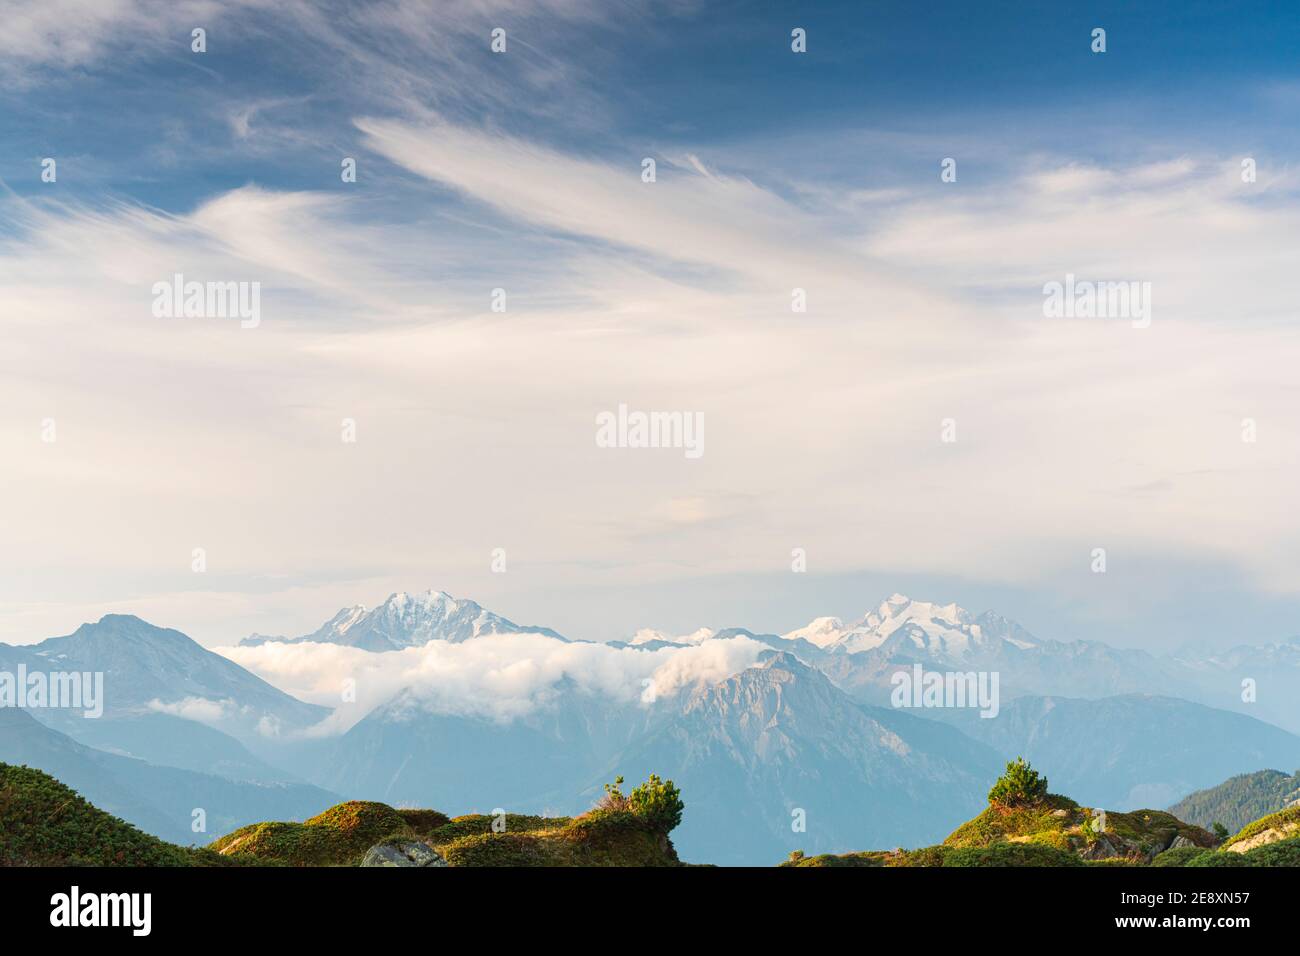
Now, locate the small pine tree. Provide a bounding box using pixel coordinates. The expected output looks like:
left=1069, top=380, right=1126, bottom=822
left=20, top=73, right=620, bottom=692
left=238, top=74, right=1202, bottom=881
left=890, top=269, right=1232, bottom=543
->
left=987, top=757, right=1049, bottom=806
left=628, top=773, right=684, bottom=833
left=597, top=774, right=684, bottom=832
left=599, top=775, right=629, bottom=811
left=1212, top=822, right=1229, bottom=842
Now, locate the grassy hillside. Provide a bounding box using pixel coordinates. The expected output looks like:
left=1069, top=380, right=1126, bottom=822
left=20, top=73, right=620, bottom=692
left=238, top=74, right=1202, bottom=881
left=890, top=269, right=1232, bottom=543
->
left=1219, top=804, right=1300, bottom=852
left=3, top=761, right=686, bottom=868
left=210, top=774, right=686, bottom=867
left=0, top=763, right=229, bottom=866
left=782, top=759, right=1287, bottom=868
left=9, top=757, right=1300, bottom=868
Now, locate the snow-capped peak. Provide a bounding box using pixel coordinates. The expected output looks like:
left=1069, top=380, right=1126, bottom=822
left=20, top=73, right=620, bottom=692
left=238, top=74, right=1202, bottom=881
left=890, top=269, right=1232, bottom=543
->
left=381, top=589, right=457, bottom=612
left=628, top=627, right=716, bottom=646
left=778, top=594, right=988, bottom=658
left=840, top=594, right=979, bottom=655
left=243, top=588, right=568, bottom=651
left=323, top=604, right=368, bottom=636
left=863, top=594, right=973, bottom=630
left=780, top=617, right=847, bottom=648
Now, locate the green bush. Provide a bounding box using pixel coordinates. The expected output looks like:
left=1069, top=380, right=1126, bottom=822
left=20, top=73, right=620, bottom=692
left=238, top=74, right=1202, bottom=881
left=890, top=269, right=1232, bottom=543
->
left=1185, top=850, right=1249, bottom=867
left=780, top=850, right=886, bottom=867
left=898, top=845, right=951, bottom=867
left=987, top=758, right=1049, bottom=807
left=1223, top=805, right=1300, bottom=849
left=599, top=774, right=684, bottom=833
left=628, top=774, right=684, bottom=833
left=1239, top=836, right=1300, bottom=866
left=1149, top=846, right=1212, bottom=867
left=943, top=842, right=1081, bottom=867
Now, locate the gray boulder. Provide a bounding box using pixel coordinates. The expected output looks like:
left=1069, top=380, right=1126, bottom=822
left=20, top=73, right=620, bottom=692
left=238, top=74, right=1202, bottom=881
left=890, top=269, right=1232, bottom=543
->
left=361, top=839, right=447, bottom=867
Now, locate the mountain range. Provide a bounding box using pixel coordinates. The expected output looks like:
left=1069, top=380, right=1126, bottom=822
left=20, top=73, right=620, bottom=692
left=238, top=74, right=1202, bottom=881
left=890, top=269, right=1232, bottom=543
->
left=239, top=589, right=566, bottom=650
left=652, top=593, right=1300, bottom=735
left=604, top=652, right=1003, bottom=864
left=6, top=589, right=1300, bottom=864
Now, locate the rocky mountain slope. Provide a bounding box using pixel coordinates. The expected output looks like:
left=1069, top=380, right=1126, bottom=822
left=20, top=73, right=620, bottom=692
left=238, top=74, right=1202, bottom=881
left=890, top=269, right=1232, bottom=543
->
left=317, top=680, right=651, bottom=813
left=240, top=589, right=566, bottom=650
left=599, top=652, right=1004, bottom=865
left=0, top=614, right=328, bottom=745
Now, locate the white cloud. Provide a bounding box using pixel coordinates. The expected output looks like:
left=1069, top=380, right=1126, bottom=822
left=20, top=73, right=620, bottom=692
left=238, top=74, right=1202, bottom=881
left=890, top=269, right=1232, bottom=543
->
left=0, top=0, right=256, bottom=76
left=215, top=633, right=767, bottom=735
left=146, top=695, right=233, bottom=723
left=3, top=109, right=1300, bottom=648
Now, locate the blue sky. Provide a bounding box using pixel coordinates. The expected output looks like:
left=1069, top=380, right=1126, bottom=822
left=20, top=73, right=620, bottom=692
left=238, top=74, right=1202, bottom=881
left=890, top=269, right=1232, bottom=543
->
left=2, top=0, right=1299, bottom=650
left=8, top=1, right=1300, bottom=207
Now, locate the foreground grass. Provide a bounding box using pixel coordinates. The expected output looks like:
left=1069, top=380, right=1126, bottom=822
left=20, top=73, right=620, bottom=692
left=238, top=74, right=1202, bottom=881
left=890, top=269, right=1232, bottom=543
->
left=0, top=763, right=230, bottom=866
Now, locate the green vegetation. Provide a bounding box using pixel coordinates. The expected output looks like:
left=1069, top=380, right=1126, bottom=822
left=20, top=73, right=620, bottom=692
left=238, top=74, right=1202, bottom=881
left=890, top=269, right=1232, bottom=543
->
left=943, top=791, right=1081, bottom=851
left=208, top=773, right=686, bottom=867
left=1221, top=804, right=1300, bottom=851
left=1230, top=836, right=1300, bottom=866
left=1169, top=769, right=1300, bottom=834
left=434, top=809, right=680, bottom=867
left=1, top=761, right=687, bottom=868
left=1184, top=850, right=1250, bottom=867
left=1149, top=845, right=1212, bottom=867
left=11, top=758, right=1300, bottom=869
left=0, top=763, right=228, bottom=866
left=599, top=773, right=684, bottom=833
left=424, top=812, right=563, bottom=845
left=783, top=842, right=1082, bottom=867
left=942, top=843, right=1082, bottom=867
left=789, top=756, right=1226, bottom=868
left=396, top=808, right=452, bottom=833
left=210, top=801, right=411, bottom=866
left=781, top=850, right=889, bottom=867
left=427, top=775, right=685, bottom=867
left=942, top=800, right=1212, bottom=861
left=987, top=757, right=1049, bottom=807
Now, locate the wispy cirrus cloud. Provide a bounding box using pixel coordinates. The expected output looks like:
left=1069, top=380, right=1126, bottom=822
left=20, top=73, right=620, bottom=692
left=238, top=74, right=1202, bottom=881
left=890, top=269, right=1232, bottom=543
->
left=4, top=131, right=1299, bottom=649
left=4, top=2, right=1300, bottom=651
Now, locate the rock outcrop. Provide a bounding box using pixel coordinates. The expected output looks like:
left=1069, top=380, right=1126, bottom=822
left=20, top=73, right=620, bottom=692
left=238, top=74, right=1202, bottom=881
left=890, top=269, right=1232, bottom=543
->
left=361, top=839, right=447, bottom=867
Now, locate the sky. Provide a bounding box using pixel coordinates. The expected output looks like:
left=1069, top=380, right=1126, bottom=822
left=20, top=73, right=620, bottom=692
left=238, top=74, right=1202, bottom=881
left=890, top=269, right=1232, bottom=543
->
left=2, top=0, right=1299, bottom=651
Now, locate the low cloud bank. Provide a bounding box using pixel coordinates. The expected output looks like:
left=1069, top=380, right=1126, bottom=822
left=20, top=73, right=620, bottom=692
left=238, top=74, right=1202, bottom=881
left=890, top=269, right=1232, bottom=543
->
left=215, top=633, right=766, bottom=736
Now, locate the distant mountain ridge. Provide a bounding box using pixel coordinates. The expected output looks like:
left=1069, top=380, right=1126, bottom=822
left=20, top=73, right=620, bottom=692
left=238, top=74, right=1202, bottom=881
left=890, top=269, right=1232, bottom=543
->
left=1169, top=769, right=1300, bottom=834
left=931, top=693, right=1300, bottom=810
left=0, top=614, right=328, bottom=743
left=240, top=589, right=567, bottom=651
left=232, top=589, right=1300, bottom=735
left=676, top=593, right=1300, bottom=734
